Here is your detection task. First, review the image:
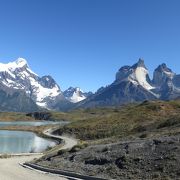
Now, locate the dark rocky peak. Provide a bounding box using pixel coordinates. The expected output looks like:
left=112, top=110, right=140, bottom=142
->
left=116, top=58, right=147, bottom=82
left=96, top=86, right=105, bottom=94
left=66, top=87, right=74, bottom=91
left=116, top=65, right=133, bottom=82
left=118, top=65, right=131, bottom=72
left=137, top=58, right=145, bottom=66
left=64, top=87, right=77, bottom=97
left=153, top=63, right=175, bottom=87
left=132, top=58, right=147, bottom=69
left=39, top=75, right=58, bottom=89
left=155, top=63, right=173, bottom=73
left=83, top=91, right=93, bottom=97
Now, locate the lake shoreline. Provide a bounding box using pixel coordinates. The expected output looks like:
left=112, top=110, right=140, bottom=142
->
left=0, top=120, right=69, bottom=155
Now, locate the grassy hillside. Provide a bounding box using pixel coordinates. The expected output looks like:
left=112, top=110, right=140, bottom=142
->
left=1, top=100, right=180, bottom=143
left=36, top=100, right=180, bottom=180
left=54, top=100, right=180, bottom=142
left=0, top=112, right=34, bottom=121
left=0, top=111, right=70, bottom=121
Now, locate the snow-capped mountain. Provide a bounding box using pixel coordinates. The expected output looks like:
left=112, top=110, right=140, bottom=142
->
left=77, top=59, right=180, bottom=108
left=63, top=87, right=93, bottom=103
left=1, top=57, right=180, bottom=111
left=0, top=58, right=65, bottom=110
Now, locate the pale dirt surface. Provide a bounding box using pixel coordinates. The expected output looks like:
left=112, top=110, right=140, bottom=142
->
left=43, top=128, right=78, bottom=150
left=0, top=155, right=67, bottom=180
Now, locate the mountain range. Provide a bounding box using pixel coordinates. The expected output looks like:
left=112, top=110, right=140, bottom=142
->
left=0, top=58, right=180, bottom=112
left=77, top=58, right=180, bottom=108
left=0, top=58, right=91, bottom=111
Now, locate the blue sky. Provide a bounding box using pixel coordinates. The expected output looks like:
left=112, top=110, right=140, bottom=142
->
left=0, top=0, right=180, bottom=92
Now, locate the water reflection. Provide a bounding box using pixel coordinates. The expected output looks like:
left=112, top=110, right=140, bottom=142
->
left=0, top=120, right=68, bottom=127
left=0, top=130, right=56, bottom=154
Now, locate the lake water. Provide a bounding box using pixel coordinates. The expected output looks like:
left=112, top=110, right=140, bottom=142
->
left=0, top=130, right=56, bottom=154
left=0, top=120, right=68, bottom=127
left=0, top=120, right=68, bottom=154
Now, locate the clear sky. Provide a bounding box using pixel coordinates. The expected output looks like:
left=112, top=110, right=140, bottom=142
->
left=0, top=0, right=180, bottom=92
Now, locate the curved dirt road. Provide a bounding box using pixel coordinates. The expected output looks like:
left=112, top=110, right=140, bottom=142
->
left=43, top=128, right=78, bottom=150
left=0, top=128, right=78, bottom=180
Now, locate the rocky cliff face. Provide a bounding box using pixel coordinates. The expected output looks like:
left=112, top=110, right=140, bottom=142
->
left=153, top=63, right=175, bottom=87
left=0, top=82, right=39, bottom=112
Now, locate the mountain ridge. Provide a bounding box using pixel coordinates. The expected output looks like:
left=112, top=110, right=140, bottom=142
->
left=0, top=58, right=92, bottom=111
left=0, top=57, right=180, bottom=111
left=77, top=58, right=180, bottom=108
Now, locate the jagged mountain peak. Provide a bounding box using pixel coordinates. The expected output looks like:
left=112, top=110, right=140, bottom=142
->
left=15, top=57, right=28, bottom=67
left=0, top=58, right=64, bottom=109
left=153, top=63, right=175, bottom=87
left=65, top=87, right=83, bottom=93
left=119, top=65, right=131, bottom=71
left=116, top=58, right=154, bottom=91
left=40, top=75, right=59, bottom=89
left=156, top=63, right=173, bottom=73
left=0, top=58, right=29, bottom=71
left=79, top=58, right=180, bottom=109
left=63, top=87, right=92, bottom=103
left=132, top=58, right=147, bottom=69
left=138, top=58, right=144, bottom=64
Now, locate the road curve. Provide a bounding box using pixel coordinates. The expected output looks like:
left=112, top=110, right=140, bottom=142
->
left=43, top=128, right=78, bottom=150
left=0, top=128, right=78, bottom=180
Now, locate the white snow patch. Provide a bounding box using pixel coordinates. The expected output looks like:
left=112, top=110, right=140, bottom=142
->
left=135, top=67, right=155, bottom=90
left=2, top=81, right=11, bottom=87
left=164, top=71, right=175, bottom=79
left=128, top=77, right=139, bottom=86
left=0, top=58, right=30, bottom=78
left=70, top=91, right=86, bottom=103
left=36, top=102, right=47, bottom=107
left=15, top=58, right=27, bottom=67
left=29, top=77, right=60, bottom=103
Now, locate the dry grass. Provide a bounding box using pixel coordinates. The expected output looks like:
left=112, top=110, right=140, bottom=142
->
left=1, top=100, right=180, bottom=144
left=54, top=100, right=180, bottom=142
left=0, top=112, right=35, bottom=121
